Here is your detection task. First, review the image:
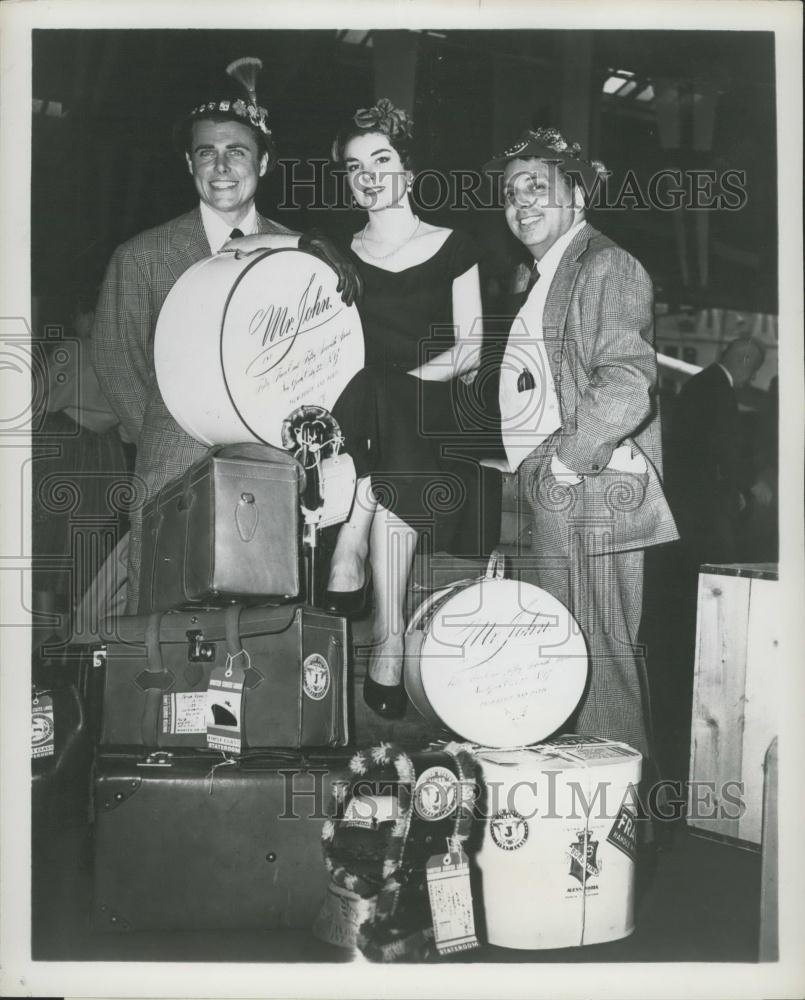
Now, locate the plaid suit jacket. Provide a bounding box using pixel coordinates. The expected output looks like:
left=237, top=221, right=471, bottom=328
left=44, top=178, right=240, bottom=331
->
left=92, top=206, right=294, bottom=449
left=92, top=206, right=295, bottom=607
left=521, top=222, right=679, bottom=554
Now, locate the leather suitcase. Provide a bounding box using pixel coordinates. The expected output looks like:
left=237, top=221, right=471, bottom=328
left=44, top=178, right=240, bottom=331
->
left=32, top=657, right=96, bottom=957
left=138, top=443, right=305, bottom=614
left=92, top=748, right=352, bottom=931
left=97, top=603, right=349, bottom=750
left=32, top=647, right=97, bottom=831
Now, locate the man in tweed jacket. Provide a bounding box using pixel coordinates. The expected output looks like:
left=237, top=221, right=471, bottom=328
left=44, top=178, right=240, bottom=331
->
left=93, top=97, right=360, bottom=613
left=487, top=128, right=678, bottom=763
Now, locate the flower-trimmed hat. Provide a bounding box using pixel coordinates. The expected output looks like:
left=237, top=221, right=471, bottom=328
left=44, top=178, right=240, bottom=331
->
left=176, top=57, right=277, bottom=167
left=330, top=97, right=415, bottom=167
left=484, top=126, right=606, bottom=195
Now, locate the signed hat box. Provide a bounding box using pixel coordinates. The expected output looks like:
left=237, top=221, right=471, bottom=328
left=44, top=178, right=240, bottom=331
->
left=154, top=248, right=364, bottom=447
left=403, top=559, right=588, bottom=748
left=474, top=737, right=642, bottom=949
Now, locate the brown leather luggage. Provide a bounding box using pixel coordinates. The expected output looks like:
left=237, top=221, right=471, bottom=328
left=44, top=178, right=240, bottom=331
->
left=97, top=603, right=349, bottom=750
left=138, top=443, right=305, bottom=614
left=92, top=748, right=352, bottom=930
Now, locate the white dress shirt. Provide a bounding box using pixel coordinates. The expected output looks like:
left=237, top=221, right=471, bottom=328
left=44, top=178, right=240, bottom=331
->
left=498, top=220, right=586, bottom=473
left=716, top=362, right=734, bottom=388
left=199, top=201, right=258, bottom=254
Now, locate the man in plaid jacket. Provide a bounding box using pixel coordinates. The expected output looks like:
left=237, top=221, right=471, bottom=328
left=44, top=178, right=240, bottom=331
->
left=486, top=128, right=678, bottom=764
left=92, top=95, right=361, bottom=613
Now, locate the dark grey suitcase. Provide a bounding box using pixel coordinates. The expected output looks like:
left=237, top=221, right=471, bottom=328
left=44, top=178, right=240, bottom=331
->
left=92, top=748, right=352, bottom=931
left=138, top=443, right=305, bottom=614
left=97, top=603, right=349, bottom=750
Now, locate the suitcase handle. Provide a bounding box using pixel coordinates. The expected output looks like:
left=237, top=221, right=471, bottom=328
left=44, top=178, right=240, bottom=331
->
left=134, top=612, right=175, bottom=691
left=208, top=442, right=306, bottom=491
left=176, top=491, right=196, bottom=513
left=223, top=605, right=264, bottom=690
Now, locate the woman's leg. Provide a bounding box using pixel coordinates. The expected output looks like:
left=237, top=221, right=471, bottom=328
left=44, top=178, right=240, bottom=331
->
left=326, top=476, right=375, bottom=593
left=363, top=504, right=418, bottom=686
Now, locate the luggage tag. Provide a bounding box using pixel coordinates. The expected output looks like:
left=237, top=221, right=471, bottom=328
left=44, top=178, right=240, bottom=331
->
left=206, top=650, right=248, bottom=753
left=425, top=835, right=479, bottom=955
left=312, top=882, right=377, bottom=950
left=31, top=691, right=55, bottom=759
left=342, top=793, right=398, bottom=831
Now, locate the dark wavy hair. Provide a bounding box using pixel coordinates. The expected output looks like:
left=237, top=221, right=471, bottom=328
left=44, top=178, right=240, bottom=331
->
left=330, top=98, right=416, bottom=171
left=174, top=112, right=278, bottom=172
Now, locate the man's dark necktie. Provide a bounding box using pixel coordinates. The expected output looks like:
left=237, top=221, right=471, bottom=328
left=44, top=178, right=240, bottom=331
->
left=517, top=263, right=540, bottom=393
left=229, top=228, right=244, bottom=239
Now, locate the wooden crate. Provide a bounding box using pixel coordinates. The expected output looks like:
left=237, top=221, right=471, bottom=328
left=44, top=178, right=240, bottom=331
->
left=687, top=564, right=778, bottom=846
left=759, top=737, right=778, bottom=960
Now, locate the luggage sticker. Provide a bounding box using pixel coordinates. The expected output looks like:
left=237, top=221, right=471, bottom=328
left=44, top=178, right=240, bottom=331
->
left=303, top=653, right=330, bottom=701
left=342, top=793, right=398, bottom=830
left=162, top=691, right=208, bottom=735
left=31, top=692, right=55, bottom=759
left=413, top=766, right=458, bottom=822
left=566, top=830, right=602, bottom=894
left=489, top=809, right=529, bottom=851
left=606, top=805, right=638, bottom=862
left=206, top=652, right=247, bottom=753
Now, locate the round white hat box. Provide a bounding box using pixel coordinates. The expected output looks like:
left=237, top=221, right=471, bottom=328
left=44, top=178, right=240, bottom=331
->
left=154, top=247, right=364, bottom=447
left=474, top=739, right=642, bottom=949
left=404, top=573, right=589, bottom=748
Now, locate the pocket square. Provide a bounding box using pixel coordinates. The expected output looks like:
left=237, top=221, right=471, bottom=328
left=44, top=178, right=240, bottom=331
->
left=606, top=444, right=647, bottom=475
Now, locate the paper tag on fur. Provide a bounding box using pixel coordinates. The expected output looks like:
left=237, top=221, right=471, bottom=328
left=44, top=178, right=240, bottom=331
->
left=342, top=794, right=397, bottom=830
left=31, top=693, right=55, bottom=759
left=425, top=846, right=479, bottom=955
left=206, top=655, right=246, bottom=753
left=312, top=882, right=377, bottom=949
left=162, top=691, right=207, bottom=735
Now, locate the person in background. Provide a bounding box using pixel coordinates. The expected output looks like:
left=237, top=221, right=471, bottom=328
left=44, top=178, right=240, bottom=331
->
left=91, top=58, right=361, bottom=614
left=666, top=336, right=766, bottom=565
left=647, top=337, right=767, bottom=785
left=744, top=373, right=778, bottom=561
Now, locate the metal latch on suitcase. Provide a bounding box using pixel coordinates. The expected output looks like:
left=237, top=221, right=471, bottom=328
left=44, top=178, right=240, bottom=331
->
left=187, top=629, right=216, bottom=662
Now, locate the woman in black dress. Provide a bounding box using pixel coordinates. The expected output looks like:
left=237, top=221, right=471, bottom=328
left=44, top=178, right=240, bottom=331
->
left=322, top=100, right=500, bottom=716
left=230, top=100, right=500, bottom=716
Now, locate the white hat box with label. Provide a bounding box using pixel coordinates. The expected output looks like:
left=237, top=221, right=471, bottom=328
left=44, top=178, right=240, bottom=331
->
left=473, top=737, right=642, bottom=949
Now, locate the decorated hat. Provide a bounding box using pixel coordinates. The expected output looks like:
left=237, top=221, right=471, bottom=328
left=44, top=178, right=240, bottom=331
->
left=484, top=126, right=605, bottom=193
left=177, top=56, right=276, bottom=163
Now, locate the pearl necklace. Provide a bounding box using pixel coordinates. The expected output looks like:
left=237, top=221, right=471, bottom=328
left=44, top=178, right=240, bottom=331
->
left=360, top=217, right=421, bottom=261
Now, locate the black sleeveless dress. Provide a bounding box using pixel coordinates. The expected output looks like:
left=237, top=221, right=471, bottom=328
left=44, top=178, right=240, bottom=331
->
left=332, top=230, right=501, bottom=557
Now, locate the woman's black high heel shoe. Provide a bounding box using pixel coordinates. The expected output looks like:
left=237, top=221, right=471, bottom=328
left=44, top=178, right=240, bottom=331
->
left=324, top=566, right=372, bottom=619
left=363, top=674, right=407, bottom=719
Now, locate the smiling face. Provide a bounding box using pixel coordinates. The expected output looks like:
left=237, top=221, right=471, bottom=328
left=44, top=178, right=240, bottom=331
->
left=185, top=118, right=268, bottom=226
left=503, top=157, right=580, bottom=260
left=342, top=131, right=410, bottom=212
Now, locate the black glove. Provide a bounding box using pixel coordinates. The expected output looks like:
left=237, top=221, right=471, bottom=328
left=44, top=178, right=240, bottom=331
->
left=298, top=229, right=363, bottom=307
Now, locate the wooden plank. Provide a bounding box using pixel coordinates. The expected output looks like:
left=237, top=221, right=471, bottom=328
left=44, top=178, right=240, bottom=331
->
left=758, top=737, right=778, bottom=961
left=739, top=577, right=779, bottom=843
left=688, top=572, right=751, bottom=838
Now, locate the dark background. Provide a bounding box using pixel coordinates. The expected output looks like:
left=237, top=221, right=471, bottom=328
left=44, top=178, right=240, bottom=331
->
left=32, top=28, right=777, bottom=321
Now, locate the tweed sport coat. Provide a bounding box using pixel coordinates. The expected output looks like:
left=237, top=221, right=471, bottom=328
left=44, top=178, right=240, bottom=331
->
left=519, top=222, right=679, bottom=555
left=92, top=206, right=296, bottom=607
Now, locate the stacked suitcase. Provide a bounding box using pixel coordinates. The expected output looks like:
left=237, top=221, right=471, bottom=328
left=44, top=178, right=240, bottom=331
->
left=33, top=442, right=645, bottom=952
left=79, top=443, right=355, bottom=932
